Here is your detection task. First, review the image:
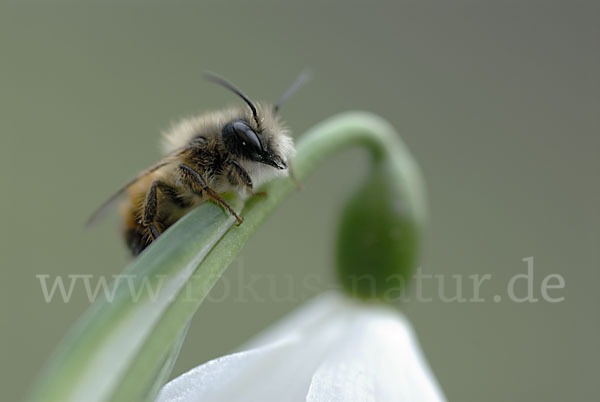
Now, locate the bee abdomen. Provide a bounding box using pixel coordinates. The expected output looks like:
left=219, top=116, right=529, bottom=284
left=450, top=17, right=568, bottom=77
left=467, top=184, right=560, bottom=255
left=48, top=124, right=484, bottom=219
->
left=124, top=225, right=151, bottom=256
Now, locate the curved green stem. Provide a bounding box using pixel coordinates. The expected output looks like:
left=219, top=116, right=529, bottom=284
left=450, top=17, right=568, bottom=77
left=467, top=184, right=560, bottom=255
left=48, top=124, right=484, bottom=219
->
left=27, top=111, right=426, bottom=402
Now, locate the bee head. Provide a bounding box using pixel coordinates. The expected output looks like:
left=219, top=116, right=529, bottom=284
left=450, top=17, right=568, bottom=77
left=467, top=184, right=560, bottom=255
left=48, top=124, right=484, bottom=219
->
left=205, top=72, right=309, bottom=171
left=221, top=115, right=289, bottom=169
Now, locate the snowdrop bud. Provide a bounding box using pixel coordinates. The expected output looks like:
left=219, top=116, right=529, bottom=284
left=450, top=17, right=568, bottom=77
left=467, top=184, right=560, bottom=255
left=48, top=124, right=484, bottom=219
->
left=336, top=131, right=426, bottom=301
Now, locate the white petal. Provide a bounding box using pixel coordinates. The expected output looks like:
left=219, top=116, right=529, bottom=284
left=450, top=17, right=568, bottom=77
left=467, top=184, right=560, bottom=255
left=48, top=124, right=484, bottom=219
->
left=156, top=338, right=298, bottom=402
left=305, top=301, right=445, bottom=402
left=156, top=292, right=445, bottom=402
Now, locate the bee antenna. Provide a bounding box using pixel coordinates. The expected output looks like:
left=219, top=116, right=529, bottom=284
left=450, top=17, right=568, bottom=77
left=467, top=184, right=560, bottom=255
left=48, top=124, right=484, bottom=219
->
left=274, top=70, right=312, bottom=114
left=204, top=72, right=260, bottom=126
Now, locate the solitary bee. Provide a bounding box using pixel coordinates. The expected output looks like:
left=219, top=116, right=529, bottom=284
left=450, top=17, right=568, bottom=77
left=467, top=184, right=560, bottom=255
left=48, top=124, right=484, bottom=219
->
left=87, top=72, right=309, bottom=256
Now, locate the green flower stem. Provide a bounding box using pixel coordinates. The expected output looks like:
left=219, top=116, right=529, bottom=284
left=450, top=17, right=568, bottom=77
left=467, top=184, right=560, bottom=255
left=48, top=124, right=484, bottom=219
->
left=27, top=112, right=426, bottom=402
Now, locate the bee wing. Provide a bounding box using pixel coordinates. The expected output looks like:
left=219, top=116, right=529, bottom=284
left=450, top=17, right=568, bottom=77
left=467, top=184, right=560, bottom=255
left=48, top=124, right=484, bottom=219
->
left=85, top=159, right=171, bottom=229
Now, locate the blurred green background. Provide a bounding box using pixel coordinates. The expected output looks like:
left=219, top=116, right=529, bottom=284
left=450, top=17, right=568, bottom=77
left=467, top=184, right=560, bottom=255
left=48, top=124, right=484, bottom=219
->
left=1, top=1, right=598, bottom=401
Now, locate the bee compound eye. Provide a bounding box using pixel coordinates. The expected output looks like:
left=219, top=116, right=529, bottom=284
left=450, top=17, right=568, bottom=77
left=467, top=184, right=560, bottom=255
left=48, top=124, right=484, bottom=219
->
left=231, top=120, right=263, bottom=152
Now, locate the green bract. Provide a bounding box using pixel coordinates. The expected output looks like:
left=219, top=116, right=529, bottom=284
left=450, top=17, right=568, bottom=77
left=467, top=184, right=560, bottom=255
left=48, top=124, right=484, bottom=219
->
left=27, top=112, right=426, bottom=402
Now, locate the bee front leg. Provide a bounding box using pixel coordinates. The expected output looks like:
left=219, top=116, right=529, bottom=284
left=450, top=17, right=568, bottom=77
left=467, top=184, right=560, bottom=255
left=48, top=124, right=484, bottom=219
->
left=179, top=164, right=244, bottom=225
left=227, top=160, right=263, bottom=196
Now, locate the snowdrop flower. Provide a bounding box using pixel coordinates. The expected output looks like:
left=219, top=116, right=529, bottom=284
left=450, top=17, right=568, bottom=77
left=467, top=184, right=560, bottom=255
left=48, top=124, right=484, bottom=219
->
left=156, top=292, right=445, bottom=402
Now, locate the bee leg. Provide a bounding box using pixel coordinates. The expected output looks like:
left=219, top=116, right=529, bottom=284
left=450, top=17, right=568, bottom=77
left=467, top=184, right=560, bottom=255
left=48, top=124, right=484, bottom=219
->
left=141, top=181, right=162, bottom=240
left=179, top=164, right=244, bottom=225
left=148, top=223, right=161, bottom=240
left=142, top=180, right=186, bottom=240
left=227, top=160, right=263, bottom=196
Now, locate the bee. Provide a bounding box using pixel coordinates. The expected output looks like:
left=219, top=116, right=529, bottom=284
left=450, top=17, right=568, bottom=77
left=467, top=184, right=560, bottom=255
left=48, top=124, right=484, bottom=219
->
left=87, top=72, right=310, bottom=256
